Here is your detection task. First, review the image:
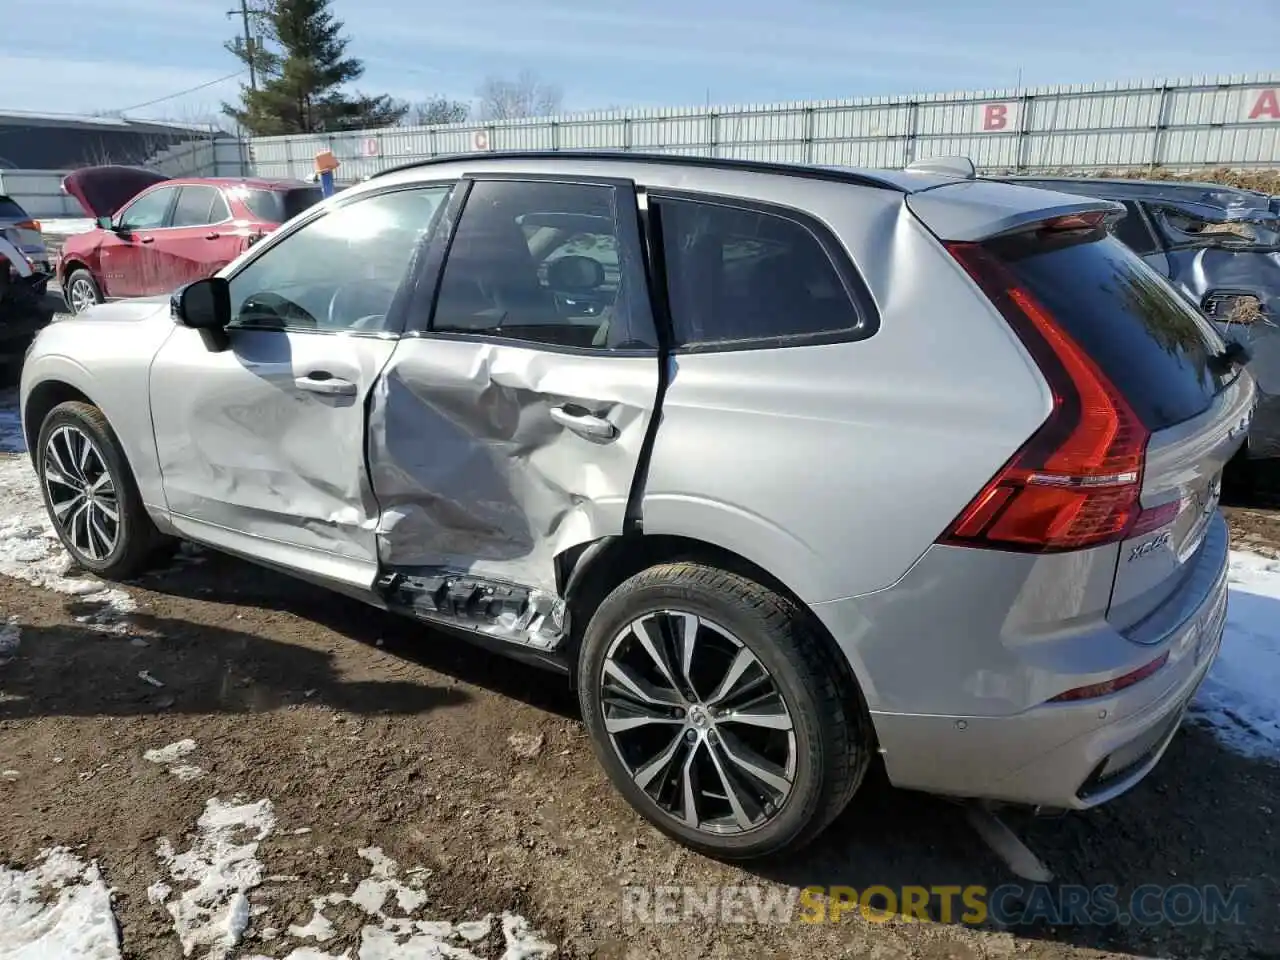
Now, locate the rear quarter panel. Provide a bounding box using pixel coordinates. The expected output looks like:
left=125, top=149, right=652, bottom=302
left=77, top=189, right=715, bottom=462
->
left=642, top=179, right=1054, bottom=605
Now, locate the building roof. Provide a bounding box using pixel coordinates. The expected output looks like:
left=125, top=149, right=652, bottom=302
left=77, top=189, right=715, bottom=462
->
left=0, top=110, right=226, bottom=137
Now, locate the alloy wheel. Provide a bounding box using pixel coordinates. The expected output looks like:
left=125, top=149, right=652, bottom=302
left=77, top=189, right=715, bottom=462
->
left=42, top=425, right=120, bottom=561
left=600, top=611, right=797, bottom=835
left=69, top=277, right=97, bottom=313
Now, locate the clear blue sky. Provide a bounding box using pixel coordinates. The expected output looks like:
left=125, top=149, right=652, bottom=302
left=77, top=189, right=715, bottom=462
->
left=4, top=0, right=1278, bottom=123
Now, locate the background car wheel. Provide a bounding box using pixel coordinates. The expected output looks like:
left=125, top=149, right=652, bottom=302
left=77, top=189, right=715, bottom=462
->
left=36, top=401, right=166, bottom=579
left=578, top=561, right=872, bottom=860
left=64, top=268, right=102, bottom=315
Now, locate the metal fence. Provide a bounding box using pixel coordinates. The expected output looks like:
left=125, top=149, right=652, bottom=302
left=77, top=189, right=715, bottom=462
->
left=5, top=73, right=1279, bottom=218
left=244, top=72, right=1280, bottom=183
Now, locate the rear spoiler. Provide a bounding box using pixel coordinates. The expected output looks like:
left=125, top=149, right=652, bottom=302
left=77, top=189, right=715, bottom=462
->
left=906, top=179, right=1124, bottom=243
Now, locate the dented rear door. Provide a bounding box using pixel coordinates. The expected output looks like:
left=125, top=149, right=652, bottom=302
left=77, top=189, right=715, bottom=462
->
left=368, top=174, right=661, bottom=625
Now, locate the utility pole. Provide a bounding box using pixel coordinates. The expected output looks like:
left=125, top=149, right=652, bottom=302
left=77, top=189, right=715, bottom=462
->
left=228, top=0, right=258, bottom=91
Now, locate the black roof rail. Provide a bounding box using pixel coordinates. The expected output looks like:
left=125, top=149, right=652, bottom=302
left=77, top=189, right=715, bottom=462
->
left=369, top=149, right=907, bottom=192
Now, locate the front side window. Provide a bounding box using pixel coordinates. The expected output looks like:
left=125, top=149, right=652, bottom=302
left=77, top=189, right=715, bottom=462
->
left=117, top=187, right=177, bottom=230
left=226, top=185, right=451, bottom=334
left=431, top=179, right=655, bottom=350
left=654, top=197, right=864, bottom=347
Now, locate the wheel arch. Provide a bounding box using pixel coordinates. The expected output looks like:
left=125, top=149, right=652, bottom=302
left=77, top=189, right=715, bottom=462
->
left=58, top=257, right=92, bottom=286
left=558, top=532, right=870, bottom=702
left=22, top=377, right=95, bottom=459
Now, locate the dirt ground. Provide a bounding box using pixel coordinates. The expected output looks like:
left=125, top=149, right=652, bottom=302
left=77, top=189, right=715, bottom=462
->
left=2, top=309, right=1279, bottom=958
left=0, top=478, right=1276, bottom=959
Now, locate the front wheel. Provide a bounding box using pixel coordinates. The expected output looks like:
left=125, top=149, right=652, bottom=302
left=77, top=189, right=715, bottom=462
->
left=36, top=401, right=165, bottom=579
left=578, top=562, right=872, bottom=860
left=64, top=268, right=102, bottom=315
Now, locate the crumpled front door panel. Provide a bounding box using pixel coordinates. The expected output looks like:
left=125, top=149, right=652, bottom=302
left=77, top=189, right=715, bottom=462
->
left=368, top=336, right=658, bottom=595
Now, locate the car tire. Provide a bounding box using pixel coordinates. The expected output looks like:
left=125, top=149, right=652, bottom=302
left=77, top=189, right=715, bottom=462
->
left=36, top=400, right=167, bottom=580
left=578, top=561, right=872, bottom=860
left=64, top=268, right=102, bottom=315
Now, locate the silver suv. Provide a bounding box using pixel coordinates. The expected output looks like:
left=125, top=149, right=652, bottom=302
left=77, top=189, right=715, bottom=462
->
left=19, top=152, right=1253, bottom=859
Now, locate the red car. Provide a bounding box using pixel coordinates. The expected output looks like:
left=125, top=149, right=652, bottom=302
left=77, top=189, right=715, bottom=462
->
left=58, top=166, right=322, bottom=314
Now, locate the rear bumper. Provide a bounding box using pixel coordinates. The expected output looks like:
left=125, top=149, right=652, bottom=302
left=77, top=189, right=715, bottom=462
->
left=813, top=513, right=1230, bottom=809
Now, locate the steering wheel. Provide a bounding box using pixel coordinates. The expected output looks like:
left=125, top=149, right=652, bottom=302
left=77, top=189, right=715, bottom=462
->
left=327, top=280, right=395, bottom=331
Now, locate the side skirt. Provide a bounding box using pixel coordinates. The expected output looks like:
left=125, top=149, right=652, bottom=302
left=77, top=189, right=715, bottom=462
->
left=377, top=566, right=570, bottom=656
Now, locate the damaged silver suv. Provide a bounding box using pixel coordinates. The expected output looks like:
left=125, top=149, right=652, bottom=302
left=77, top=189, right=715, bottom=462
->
left=20, top=153, right=1252, bottom=859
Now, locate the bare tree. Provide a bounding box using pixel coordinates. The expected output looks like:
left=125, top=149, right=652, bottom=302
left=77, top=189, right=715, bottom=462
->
left=404, top=96, right=470, bottom=126
left=475, top=70, right=563, bottom=121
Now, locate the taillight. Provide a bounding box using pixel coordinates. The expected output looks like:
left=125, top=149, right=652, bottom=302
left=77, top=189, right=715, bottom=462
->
left=1047, top=651, right=1169, bottom=702
left=15, top=219, right=40, bottom=233
left=940, top=241, right=1151, bottom=553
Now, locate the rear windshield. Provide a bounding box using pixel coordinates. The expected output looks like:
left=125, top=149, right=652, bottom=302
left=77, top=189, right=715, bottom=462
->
left=986, top=228, right=1229, bottom=432
left=242, top=187, right=323, bottom=224
left=0, top=197, right=28, bottom=219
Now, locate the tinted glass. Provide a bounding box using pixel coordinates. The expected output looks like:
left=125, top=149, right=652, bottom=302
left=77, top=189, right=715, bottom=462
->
left=655, top=197, right=861, bottom=347
left=210, top=190, right=232, bottom=223
left=986, top=229, right=1228, bottom=431
left=118, top=187, right=176, bottom=230
left=170, top=186, right=221, bottom=227
left=227, top=185, right=451, bottom=333
left=1110, top=201, right=1158, bottom=255
left=0, top=197, right=28, bottom=219
left=432, top=179, right=655, bottom=350
left=242, top=187, right=323, bottom=223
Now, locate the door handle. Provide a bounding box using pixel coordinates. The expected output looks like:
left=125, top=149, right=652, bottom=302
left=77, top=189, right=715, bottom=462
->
left=139, top=236, right=154, bottom=244
left=550, top=405, right=618, bottom=442
left=205, top=232, right=221, bottom=240
left=295, top=373, right=357, bottom=396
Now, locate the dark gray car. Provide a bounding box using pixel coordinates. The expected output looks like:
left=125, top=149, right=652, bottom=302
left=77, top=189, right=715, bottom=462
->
left=1006, top=176, right=1280, bottom=460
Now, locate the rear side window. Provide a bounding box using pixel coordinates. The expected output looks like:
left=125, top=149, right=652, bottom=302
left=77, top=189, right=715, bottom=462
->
left=0, top=197, right=28, bottom=219
left=654, top=196, right=867, bottom=348
left=431, top=179, right=656, bottom=350
left=170, top=185, right=227, bottom=227
left=1110, top=201, right=1159, bottom=256
left=986, top=229, right=1228, bottom=431
left=243, top=187, right=323, bottom=223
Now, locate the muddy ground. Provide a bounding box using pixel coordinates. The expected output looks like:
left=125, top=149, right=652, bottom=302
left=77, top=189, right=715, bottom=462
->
left=1, top=316, right=1278, bottom=957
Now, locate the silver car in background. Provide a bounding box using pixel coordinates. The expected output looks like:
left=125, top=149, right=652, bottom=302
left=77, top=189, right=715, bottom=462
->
left=19, top=152, right=1252, bottom=859
left=1009, top=176, right=1280, bottom=462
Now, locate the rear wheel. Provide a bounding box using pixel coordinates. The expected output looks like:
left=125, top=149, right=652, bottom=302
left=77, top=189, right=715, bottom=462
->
left=578, top=562, right=871, bottom=860
left=64, top=268, right=102, bottom=314
left=36, top=401, right=166, bottom=579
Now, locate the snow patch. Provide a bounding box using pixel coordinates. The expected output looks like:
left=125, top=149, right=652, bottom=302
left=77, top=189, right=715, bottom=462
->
left=269, top=847, right=555, bottom=960
left=144, top=740, right=205, bottom=781
left=153, top=797, right=276, bottom=959
left=0, top=453, right=135, bottom=626
left=0, top=847, right=121, bottom=959
left=1192, top=551, right=1280, bottom=759
left=145, top=739, right=198, bottom=765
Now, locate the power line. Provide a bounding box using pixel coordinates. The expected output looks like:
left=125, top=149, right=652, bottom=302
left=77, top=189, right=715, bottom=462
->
left=109, top=71, right=246, bottom=115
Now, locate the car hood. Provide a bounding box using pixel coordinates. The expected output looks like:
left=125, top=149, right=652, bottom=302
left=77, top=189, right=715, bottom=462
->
left=57, top=295, right=171, bottom=325
left=61, top=166, right=170, bottom=218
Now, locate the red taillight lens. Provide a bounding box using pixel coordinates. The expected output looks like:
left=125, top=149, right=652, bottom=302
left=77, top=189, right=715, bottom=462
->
left=940, top=241, right=1151, bottom=553
left=15, top=219, right=40, bottom=232
left=1047, top=651, right=1169, bottom=702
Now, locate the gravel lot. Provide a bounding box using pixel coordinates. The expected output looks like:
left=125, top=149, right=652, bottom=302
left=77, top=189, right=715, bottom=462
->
left=1, top=339, right=1279, bottom=959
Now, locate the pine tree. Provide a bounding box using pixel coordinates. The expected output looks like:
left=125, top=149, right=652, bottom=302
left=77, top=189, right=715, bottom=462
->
left=222, top=0, right=406, bottom=135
